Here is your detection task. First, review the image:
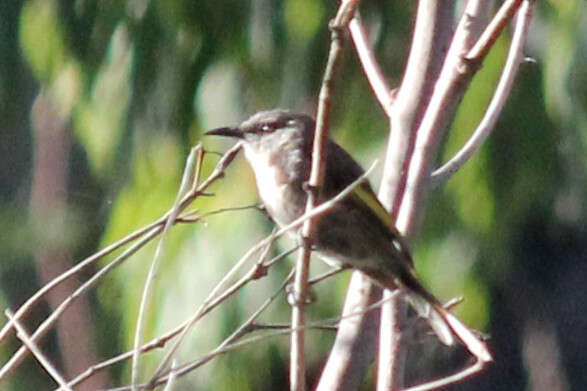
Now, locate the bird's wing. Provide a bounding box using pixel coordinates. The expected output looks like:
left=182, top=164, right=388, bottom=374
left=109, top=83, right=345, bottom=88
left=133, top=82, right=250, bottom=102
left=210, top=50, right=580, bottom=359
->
left=323, top=140, right=414, bottom=266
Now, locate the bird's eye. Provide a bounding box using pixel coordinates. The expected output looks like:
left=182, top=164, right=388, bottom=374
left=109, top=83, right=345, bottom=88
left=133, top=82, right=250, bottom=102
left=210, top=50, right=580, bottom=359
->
left=286, top=119, right=297, bottom=126
left=261, top=124, right=275, bottom=133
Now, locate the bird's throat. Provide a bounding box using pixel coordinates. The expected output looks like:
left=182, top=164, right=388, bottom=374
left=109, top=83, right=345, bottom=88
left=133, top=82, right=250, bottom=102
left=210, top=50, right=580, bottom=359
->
left=243, top=144, right=305, bottom=227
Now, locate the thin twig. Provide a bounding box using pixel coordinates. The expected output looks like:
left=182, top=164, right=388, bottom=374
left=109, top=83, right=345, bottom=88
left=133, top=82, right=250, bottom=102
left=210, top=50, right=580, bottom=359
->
left=0, top=143, right=222, bottom=347
left=146, top=233, right=278, bottom=386
left=109, top=280, right=399, bottom=391
left=5, top=310, right=73, bottom=391
left=348, top=13, right=394, bottom=117
left=401, top=359, right=485, bottom=391
left=61, top=245, right=294, bottom=389
left=0, top=225, right=163, bottom=382
left=431, top=0, right=534, bottom=186
left=148, top=160, right=376, bottom=386
left=2, top=204, right=259, bottom=383
left=131, top=146, right=202, bottom=391
left=158, top=267, right=298, bottom=381
left=178, top=204, right=263, bottom=222
left=162, top=360, right=177, bottom=391
left=107, top=329, right=301, bottom=391
left=0, top=217, right=163, bottom=344
left=263, top=246, right=300, bottom=268
left=466, top=0, right=524, bottom=63
left=0, top=144, right=242, bottom=382
left=62, top=243, right=295, bottom=389
left=290, top=1, right=360, bottom=389
left=307, top=266, right=348, bottom=286
left=102, top=269, right=298, bottom=391
left=396, top=0, right=523, bottom=234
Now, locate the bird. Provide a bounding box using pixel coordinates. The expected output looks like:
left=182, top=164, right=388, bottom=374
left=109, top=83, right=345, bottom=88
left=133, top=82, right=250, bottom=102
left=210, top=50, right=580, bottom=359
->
left=206, top=108, right=492, bottom=362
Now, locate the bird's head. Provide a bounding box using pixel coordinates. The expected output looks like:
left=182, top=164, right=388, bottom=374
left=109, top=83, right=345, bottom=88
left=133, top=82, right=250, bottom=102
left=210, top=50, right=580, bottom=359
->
left=206, top=109, right=315, bottom=153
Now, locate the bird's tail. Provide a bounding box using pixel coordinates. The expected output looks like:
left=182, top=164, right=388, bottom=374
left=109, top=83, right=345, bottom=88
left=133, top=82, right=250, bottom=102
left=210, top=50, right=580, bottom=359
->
left=405, top=293, right=493, bottom=362
left=377, top=267, right=493, bottom=362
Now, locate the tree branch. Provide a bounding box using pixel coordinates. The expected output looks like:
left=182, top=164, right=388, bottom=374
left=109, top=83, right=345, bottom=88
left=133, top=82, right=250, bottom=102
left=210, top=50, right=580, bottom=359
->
left=131, top=146, right=203, bottom=391
left=290, top=1, right=360, bottom=390
left=431, top=0, right=535, bottom=185
left=377, top=3, right=456, bottom=389
left=5, top=311, right=73, bottom=391
left=0, top=143, right=242, bottom=383
left=348, top=13, right=394, bottom=117
left=396, top=0, right=521, bottom=235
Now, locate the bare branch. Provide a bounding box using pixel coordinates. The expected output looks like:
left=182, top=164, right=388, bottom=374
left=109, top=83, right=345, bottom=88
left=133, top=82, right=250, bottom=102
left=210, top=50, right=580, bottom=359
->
left=0, top=143, right=242, bottom=382
left=110, top=279, right=398, bottom=391
left=0, top=225, right=163, bottom=382
left=349, top=14, right=394, bottom=117
left=377, top=2, right=455, bottom=390
left=316, top=272, right=382, bottom=391
left=466, top=0, right=524, bottom=63
left=431, top=0, right=535, bottom=185
left=5, top=310, right=73, bottom=391
left=402, top=359, right=486, bottom=391
left=146, top=234, right=277, bottom=386
left=162, top=361, right=178, bottom=391
left=291, top=1, right=360, bottom=389
left=131, top=146, right=202, bottom=391
left=153, top=267, right=298, bottom=385
left=0, top=217, right=162, bottom=345
left=2, top=202, right=261, bottom=384
left=147, top=160, right=376, bottom=387
left=62, top=246, right=296, bottom=389
left=307, top=266, right=349, bottom=286
left=396, top=0, right=518, bottom=235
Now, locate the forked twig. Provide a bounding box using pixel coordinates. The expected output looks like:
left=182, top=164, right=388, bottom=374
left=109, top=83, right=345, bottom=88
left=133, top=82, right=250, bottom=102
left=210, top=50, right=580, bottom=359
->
left=402, top=359, right=485, bottom=391
left=61, top=247, right=296, bottom=390
left=106, top=279, right=399, bottom=391
left=466, top=0, right=524, bottom=63
left=0, top=224, right=163, bottom=382
left=0, top=143, right=242, bottom=382
left=5, top=310, right=73, bottom=391
left=431, top=0, right=534, bottom=185
left=349, top=13, right=394, bottom=116
left=290, top=1, right=360, bottom=389
left=131, top=146, right=203, bottom=390
left=147, top=161, right=376, bottom=386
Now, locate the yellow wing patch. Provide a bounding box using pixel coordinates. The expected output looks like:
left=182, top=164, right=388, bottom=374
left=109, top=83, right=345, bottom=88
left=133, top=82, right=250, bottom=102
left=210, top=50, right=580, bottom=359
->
left=349, top=182, right=413, bottom=264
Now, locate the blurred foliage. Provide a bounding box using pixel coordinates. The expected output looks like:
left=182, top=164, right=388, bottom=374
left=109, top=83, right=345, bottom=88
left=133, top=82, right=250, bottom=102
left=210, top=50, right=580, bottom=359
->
left=1, top=0, right=586, bottom=390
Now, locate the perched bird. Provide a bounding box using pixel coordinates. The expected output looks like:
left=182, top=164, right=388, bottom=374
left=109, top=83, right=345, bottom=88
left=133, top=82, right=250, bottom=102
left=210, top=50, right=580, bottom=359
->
left=206, top=109, right=491, bottom=361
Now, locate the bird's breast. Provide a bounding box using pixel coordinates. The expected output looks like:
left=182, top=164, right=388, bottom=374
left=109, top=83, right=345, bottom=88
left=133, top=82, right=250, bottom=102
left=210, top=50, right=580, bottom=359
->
left=243, top=146, right=305, bottom=227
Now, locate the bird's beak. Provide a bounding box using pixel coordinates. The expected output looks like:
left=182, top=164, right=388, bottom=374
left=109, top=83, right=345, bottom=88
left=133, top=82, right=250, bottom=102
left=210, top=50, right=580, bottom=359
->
left=205, top=126, right=244, bottom=139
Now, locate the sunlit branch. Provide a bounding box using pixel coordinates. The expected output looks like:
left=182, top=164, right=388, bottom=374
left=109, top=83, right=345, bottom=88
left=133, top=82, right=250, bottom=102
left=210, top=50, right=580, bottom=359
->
left=148, top=160, right=377, bottom=386
left=5, top=311, right=73, bottom=391
left=131, top=146, right=203, bottom=391
left=349, top=13, right=394, bottom=117
left=431, top=0, right=534, bottom=186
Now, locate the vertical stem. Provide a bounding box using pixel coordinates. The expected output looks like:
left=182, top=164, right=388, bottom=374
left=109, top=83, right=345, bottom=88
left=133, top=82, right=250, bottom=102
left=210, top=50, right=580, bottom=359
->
left=396, top=0, right=495, bottom=235
left=290, top=2, right=359, bottom=390
left=377, top=2, right=454, bottom=389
